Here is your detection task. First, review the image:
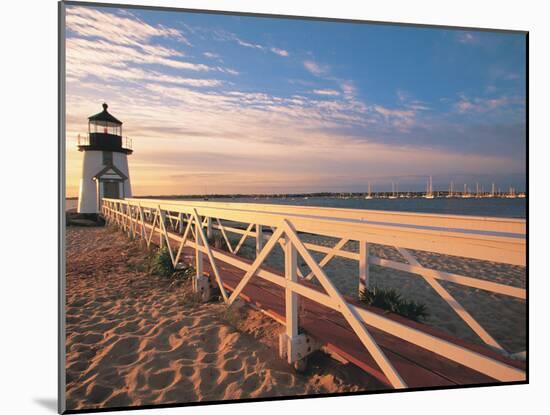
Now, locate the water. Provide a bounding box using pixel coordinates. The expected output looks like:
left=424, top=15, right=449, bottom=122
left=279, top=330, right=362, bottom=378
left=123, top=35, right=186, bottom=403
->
left=188, top=196, right=526, bottom=218
left=66, top=196, right=526, bottom=218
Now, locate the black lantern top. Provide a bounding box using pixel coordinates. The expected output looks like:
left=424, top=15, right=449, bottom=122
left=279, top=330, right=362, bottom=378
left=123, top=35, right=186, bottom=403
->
left=78, top=103, right=132, bottom=154
left=88, top=103, right=123, bottom=125
left=88, top=103, right=123, bottom=136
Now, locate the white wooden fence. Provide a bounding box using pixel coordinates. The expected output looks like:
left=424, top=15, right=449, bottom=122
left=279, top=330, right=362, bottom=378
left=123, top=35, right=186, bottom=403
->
left=101, top=197, right=526, bottom=389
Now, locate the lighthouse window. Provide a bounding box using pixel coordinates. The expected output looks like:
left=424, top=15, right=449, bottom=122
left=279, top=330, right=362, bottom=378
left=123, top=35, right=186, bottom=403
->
left=102, top=151, right=113, bottom=166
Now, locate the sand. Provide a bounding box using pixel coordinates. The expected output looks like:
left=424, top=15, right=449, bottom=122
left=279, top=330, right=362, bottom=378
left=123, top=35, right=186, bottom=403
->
left=65, top=227, right=379, bottom=411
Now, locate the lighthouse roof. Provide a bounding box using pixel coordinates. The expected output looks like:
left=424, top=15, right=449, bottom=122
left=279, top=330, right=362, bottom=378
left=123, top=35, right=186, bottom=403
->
left=88, top=103, right=123, bottom=125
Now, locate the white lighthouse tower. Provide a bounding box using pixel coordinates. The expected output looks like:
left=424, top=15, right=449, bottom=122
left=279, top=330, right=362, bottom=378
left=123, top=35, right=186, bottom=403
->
left=77, top=103, right=133, bottom=214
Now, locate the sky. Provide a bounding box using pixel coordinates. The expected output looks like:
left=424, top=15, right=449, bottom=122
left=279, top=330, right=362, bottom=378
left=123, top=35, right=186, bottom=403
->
left=64, top=5, right=527, bottom=197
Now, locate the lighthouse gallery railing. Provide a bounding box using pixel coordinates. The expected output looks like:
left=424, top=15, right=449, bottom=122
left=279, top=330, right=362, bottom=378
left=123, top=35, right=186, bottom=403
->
left=77, top=133, right=133, bottom=151
left=101, top=197, right=526, bottom=389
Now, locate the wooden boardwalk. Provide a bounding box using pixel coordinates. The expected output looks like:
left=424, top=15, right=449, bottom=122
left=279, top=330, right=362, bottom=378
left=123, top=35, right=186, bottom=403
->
left=177, top=244, right=525, bottom=388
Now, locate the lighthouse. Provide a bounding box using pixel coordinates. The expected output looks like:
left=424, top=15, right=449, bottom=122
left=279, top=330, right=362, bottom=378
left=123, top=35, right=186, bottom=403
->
left=77, top=103, right=133, bottom=214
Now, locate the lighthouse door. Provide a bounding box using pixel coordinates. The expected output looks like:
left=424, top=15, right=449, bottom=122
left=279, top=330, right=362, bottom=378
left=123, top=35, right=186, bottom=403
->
left=103, top=181, right=120, bottom=199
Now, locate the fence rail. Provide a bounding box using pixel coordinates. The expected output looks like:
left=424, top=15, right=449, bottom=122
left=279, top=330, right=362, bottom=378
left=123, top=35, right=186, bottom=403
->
left=101, top=197, right=526, bottom=389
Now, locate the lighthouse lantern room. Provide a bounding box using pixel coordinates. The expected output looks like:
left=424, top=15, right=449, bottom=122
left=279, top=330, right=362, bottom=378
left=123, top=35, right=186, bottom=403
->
left=77, top=103, right=133, bottom=214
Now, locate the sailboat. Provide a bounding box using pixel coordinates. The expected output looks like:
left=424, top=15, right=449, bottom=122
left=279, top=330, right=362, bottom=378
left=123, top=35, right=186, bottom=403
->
left=475, top=182, right=481, bottom=198
left=505, top=186, right=517, bottom=199
left=446, top=181, right=454, bottom=198
left=365, top=182, right=373, bottom=199
left=461, top=183, right=472, bottom=198
left=388, top=182, right=398, bottom=199
left=424, top=176, right=435, bottom=199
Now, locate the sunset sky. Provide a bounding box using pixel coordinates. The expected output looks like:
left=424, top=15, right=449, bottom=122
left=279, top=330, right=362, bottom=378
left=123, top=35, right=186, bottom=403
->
left=64, top=5, right=526, bottom=197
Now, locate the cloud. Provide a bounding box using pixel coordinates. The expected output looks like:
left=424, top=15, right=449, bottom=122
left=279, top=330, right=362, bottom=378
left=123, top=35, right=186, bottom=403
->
left=68, top=37, right=211, bottom=72
left=217, top=67, right=240, bottom=76
left=341, top=81, right=356, bottom=97
left=216, top=30, right=289, bottom=57
left=236, top=37, right=264, bottom=49
left=453, top=94, right=521, bottom=114
left=271, top=47, right=289, bottom=57
left=303, top=60, right=329, bottom=76
left=67, top=6, right=191, bottom=47
left=373, top=105, right=417, bottom=131
left=65, top=7, right=238, bottom=87
left=203, top=52, right=220, bottom=59
left=66, top=38, right=222, bottom=87
left=311, top=89, right=340, bottom=97
left=396, top=90, right=431, bottom=111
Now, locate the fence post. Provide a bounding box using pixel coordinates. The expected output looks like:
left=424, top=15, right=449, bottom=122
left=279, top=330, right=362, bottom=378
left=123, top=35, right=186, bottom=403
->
left=279, top=234, right=319, bottom=368
left=128, top=205, right=134, bottom=238
left=193, top=218, right=210, bottom=300
left=359, top=240, right=369, bottom=295
left=195, top=219, right=204, bottom=278
left=256, top=224, right=263, bottom=256
left=178, top=213, right=184, bottom=233
left=284, top=235, right=298, bottom=360
left=138, top=205, right=146, bottom=244
left=158, top=209, right=164, bottom=249
left=206, top=217, right=213, bottom=239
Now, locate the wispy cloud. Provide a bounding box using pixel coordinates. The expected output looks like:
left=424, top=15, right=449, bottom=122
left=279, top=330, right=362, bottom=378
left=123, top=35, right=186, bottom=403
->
left=67, top=38, right=211, bottom=72
left=454, top=93, right=521, bottom=114
left=341, top=81, right=357, bottom=98
left=203, top=52, right=220, bottom=59
left=218, top=31, right=289, bottom=57
left=67, top=6, right=191, bottom=46
left=235, top=37, right=264, bottom=50
left=303, top=60, right=329, bottom=76
left=311, top=89, right=340, bottom=96
left=66, top=7, right=236, bottom=88
left=396, top=90, right=431, bottom=111
left=373, top=105, right=417, bottom=131
left=271, top=47, right=289, bottom=57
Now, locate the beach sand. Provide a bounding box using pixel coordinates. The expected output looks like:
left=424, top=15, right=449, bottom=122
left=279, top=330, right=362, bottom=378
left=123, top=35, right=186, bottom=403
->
left=65, top=227, right=380, bottom=411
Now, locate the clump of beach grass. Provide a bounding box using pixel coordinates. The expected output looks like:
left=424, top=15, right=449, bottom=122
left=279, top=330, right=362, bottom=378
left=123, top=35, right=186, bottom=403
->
left=148, top=247, right=195, bottom=282
left=359, top=286, right=429, bottom=322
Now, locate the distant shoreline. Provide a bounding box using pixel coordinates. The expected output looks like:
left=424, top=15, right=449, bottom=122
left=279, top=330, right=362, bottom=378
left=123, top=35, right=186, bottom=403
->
left=66, top=191, right=527, bottom=200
